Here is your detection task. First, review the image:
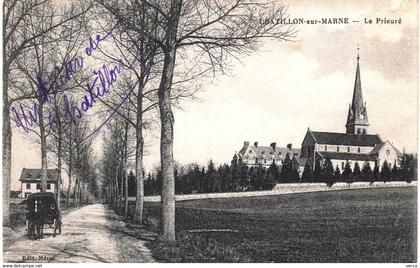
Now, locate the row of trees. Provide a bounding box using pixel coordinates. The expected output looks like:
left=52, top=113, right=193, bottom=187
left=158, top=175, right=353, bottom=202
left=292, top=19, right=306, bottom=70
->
left=137, top=154, right=417, bottom=195
left=301, top=155, right=417, bottom=185
left=3, top=0, right=99, bottom=223
left=144, top=161, right=277, bottom=195
left=92, top=0, right=295, bottom=242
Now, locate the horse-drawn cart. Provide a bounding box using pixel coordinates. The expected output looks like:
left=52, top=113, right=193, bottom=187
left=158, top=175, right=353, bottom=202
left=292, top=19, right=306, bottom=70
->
left=25, top=192, right=62, bottom=240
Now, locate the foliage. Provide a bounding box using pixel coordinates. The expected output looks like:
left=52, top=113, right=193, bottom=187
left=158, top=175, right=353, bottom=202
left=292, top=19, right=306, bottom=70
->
left=352, top=162, right=361, bottom=182
left=361, top=161, right=373, bottom=182
left=301, top=161, right=312, bottom=183
left=312, top=160, right=322, bottom=182
left=279, top=153, right=292, bottom=183
left=380, top=160, right=391, bottom=183
left=342, top=161, right=352, bottom=185
left=322, top=157, right=334, bottom=187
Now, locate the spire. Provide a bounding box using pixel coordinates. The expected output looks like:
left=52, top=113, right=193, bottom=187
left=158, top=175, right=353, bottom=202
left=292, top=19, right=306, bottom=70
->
left=346, top=45, right=369, bottom=134
left=352, top=44, right=363, bottom=113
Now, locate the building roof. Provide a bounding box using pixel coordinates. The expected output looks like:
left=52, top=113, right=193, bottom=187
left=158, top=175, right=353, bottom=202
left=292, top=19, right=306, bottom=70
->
left=319, top=152, right=375, bottom=161
left=19, top=168, right=59, bottom=182
left=239, top=145, right=300, bottom=158
left=370, top=141, right=403, bottom=157
left=310, top=131, right=382, bottom=147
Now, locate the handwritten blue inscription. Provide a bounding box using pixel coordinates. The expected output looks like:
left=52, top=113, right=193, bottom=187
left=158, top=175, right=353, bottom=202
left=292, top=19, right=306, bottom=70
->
left=10, top=21, right=131, bottom=142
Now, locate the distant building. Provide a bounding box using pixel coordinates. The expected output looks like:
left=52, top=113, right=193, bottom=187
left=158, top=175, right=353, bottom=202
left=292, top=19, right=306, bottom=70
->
left=232, top=142, right=300, bottom=168
left=19, top=168, right=59, bottom=198
left=301, top=51, right=402, bottom=172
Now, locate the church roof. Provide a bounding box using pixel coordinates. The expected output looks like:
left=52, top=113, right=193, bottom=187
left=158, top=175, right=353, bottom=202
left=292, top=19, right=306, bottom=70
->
left=310, top=131, right=382, bottom=147
left=319, top=152, right=375, bottom=161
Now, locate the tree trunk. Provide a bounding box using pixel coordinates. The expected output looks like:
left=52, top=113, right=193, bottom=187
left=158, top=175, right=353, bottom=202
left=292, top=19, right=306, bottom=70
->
left=66, top=126, right=73, bottom=207
left=114, top=167, right=119, bottom=208
left=39, top=101, right=48, bottom=192
left=134, top=82, right=145, bottom=223
left=78, top=182, right=82, bottom=205
left=123, top=116, right=129, bottom=218
left=73, top=176, right=79, bottom=205
left=157, top=0, right=183, bottom=242
left=56, top=127, right=62, bottom=209
left=3, top=67, right=11, bottom=226
left=120, top=164, right=123, bottom=208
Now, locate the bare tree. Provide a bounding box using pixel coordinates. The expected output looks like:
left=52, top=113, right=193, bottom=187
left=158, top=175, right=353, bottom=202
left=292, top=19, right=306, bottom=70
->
left=2, top=0, right=90, bottom=225
left=127, top=0, right=294, bottom=241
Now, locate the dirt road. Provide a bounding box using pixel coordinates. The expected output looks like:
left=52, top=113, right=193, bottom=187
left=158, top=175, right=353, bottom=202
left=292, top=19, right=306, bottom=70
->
left=3, top=204, right=156, bottom=263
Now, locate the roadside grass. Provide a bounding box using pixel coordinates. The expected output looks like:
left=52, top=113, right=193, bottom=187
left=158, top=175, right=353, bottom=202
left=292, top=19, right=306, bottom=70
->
left=140, top=187, right=417, bottom=263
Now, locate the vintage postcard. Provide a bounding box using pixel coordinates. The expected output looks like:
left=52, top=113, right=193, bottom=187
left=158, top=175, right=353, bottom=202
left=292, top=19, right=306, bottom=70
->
left=2, top=0, right=418, bottom=265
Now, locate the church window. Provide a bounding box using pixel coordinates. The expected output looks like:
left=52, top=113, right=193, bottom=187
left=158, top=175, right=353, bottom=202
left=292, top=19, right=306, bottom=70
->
left=337, top=146, right=340, bottom=152
left=347, top=147, right=350, bottom=152
left=358, top=147, right=361, bottom=153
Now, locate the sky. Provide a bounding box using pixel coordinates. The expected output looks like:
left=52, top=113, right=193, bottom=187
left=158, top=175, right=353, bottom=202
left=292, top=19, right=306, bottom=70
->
left=9, top=0, right=418, bottom=190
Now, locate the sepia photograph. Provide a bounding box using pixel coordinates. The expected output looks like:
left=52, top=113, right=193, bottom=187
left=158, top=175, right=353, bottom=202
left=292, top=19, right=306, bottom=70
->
left=2, top=0, right=418, bottom=264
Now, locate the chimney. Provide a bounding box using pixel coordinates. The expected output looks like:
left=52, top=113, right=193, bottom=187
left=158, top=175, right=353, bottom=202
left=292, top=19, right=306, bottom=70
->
left=270, top=142, right=276, bottom=151
left=254, top=141, right=258, bottom=147
left=287, top=143, right=292, bottom=150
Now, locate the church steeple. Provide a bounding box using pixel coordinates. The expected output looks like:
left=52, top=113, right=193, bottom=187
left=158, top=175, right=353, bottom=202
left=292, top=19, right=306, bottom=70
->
left=346, top=46, right=369, bottom=134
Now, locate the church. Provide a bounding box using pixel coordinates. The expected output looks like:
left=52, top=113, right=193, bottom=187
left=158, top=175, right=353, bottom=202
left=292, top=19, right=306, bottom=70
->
left=300, top=51, right=402, bottom=172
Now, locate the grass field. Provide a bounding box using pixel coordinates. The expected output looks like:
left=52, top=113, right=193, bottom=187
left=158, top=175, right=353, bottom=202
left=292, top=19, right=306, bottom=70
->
left=143, top=187, right=417, bottom=263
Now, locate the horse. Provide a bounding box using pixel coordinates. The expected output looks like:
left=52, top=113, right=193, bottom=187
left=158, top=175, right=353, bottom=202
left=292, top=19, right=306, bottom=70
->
left=31, top=200, right=46, bottom=240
